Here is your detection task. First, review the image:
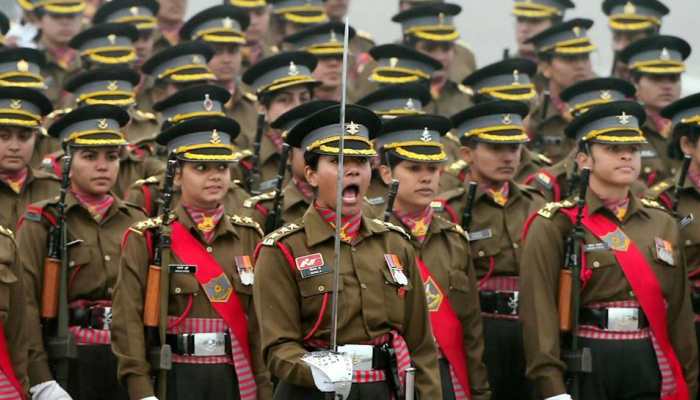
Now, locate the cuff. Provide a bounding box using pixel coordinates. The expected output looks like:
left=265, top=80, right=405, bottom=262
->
left=28, top=360, right=53, bottom=387
left=126, top=375, right=154, bottom=400
left=536, top=371, right=567, bottom=398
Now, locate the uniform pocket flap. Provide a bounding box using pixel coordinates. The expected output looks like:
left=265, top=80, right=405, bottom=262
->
left=68, top=244, right=92, bottom=268
left=298, top=274, right=343, bottom=298
left=0, top=264, right=17, bottom=284
left=169, top=273, right=201, bottom=295
left=448, top=270, right=471, bottom=293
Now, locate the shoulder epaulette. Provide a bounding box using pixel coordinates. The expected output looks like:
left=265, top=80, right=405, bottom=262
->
left=229, top=214, right=264, bottom=237
left=243, top=190, right=276, bottom=208
left=457, top=84, right=473, bottom=96
left=445, top=132, right=461, bottom=145
left=446, top=159, right=468, bottom=176
left=356, top=30, right=375, bottom=42
left=244, top=92, right=258, bottom=102
left=234, top=148, right=254, bottom=162
left=261, top=222, right=303, bottom=246
left=373, top=219, right=411, bottom=240
left=134, top=175, right=160, bottom=186
left=46, top=107, right=72, bottom=120
left=649, top=179, right=673, bottom=196
left=133, top=109, right=157, bottom=121
left=31, top=168, right=61, bottom=181
left=536, top=153, right=553, bottom=166
left=439, top=186, right=466, bottom=202
left=129, top=216, right=163, bottom=235
left=0, top=225, right=14, bottom=240
left=24, top=200, right=58, bottom=224
left=640, top=198, right=669, bottom=212
left=269, top=45, right=280, bottom=54
left=537, top=200, right=575, bottom=219
left=449, top=223, right=470, bottom=242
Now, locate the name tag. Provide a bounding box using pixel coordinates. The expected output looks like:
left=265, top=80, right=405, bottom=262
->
left=295, top=253, right=331, bottom=279
left=258, top=178, right=278, bottom=192
left=584, top=243, right=609, bottom=253
left=640, top=149, right=657, bottom=158
left=169, top=264, right=196, bottom=274
left=469, top=229, right=492, bottom=242
left=365, top=197, right=385, bottom=206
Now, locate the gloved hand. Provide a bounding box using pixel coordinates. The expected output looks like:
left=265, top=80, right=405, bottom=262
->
left=545, top=394, right=572, bottom=400
left=29, top=380, right=72, bottom=400
left=140, top=397, right=159, bottom=400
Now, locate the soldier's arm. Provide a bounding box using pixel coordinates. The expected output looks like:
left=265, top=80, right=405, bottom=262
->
left=401, top=245, right=442, bottom=399
left=110, top=231, right=154, bottom=399
left=460, top=247, right=491, bottom=400
left=247, top=295, right=273, bottom=400
left=519, top=214, right=569, bottom=398
left=253, top=244, right=314, bottom=387
left=666, top=222, right=699, bottom=397
left=1, top=233, right=28, bottom=392
left=16, top=219, right=53, bottom=386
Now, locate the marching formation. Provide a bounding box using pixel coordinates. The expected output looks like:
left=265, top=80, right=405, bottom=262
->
left=0, top=0, right=698, bottom=399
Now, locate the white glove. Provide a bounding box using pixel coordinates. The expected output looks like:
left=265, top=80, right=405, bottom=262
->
left=140, top=397, right=159, bottom=400
left=29, top=380, right=72, bottom=400
left=545, top=395, right=572, bottom=400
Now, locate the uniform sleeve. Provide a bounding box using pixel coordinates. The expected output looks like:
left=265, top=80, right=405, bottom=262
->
left=401, top=245, right=443, bottom=399
left=247, top=295, right=273, bottom=399
left=461, top=252, right=491, bottom=400
left=253, top=244, right=314, bottom=387
left=16, top=219, right=53, bottom=386
left=110, top=230, right=154, bottom=400
left=667, top=226, right=699, bottom=398
left=1, top=235, right=28, bottom=393
left=519, top=214, right=568, bottom=398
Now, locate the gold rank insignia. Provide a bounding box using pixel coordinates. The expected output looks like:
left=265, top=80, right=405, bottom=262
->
left=210, top=129, right=222, bottom=144
left=345, top=121, right=360, bottom=135
left=202, top=273, right=233, bottom=302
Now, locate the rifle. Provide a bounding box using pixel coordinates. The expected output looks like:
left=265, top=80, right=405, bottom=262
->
left=673, top=155, right=692, bottom=214
left=248, top=113, right=266, bottom=193
left=540, top=90, right=551, bottom=121
left=143, top=156, right=177, bottom=398
left=265, top=143, right=290, bottom=233
left=383, top=179, right=399, bottom=223
left=502, top=48, right=510, bottom=60
left=558, top=167, right=592, bottom=400
left=461, top=181, right=478, bottom=230
left=42, top=147, right=77, bottom=388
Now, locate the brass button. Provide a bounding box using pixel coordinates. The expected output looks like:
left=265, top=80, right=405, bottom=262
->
left=104, top=255, right=111, bottom=262
left=174, top=287, right=182, bottom=294
left=686, top=239, right=692, bottom=246
left=206, top=246, right=213, bottom=253
left=644, top=167, right=652, bottom=174
left=69, top=261, right=75, bottom=267
left=629, top=291, right=635, bottom=298
left=318, top=285, right=325, bottom=292
left=593, top=261, right=600, bottom=268
left=360, top=283, right=367, bottom=289
left=513, top=243, right=519, bottom=249
left=478, top=250, right=485, bottom=257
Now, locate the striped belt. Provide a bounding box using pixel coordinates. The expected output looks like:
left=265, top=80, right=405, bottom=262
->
left=306, top=334, right=396, bottom=384
left=166, top=332, right=232, bottom=357
left=68, top=300, right=112, bottom=345
left=166, top=317, right=232, bottom=365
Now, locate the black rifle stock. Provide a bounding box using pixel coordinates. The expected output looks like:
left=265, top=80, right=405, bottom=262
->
left=265, top=144, right=290, bottom=233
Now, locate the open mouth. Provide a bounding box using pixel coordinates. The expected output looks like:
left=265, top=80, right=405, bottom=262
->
left=342, top=184, right=359, bottom=203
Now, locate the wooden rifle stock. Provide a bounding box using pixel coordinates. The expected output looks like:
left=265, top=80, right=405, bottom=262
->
left=143, top=265, right=161, bottom=328
left=40, top=257, right=61, bottom=319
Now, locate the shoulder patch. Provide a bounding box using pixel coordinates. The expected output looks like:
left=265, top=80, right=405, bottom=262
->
left=243, top=190, right=276, bottom=208
left=230, top=214, right=264, bottom=237
left=640, top=198, right=669, bottom=212
left=537, top=200, right=575, bottom=219
left=46, top=107, right=72, bottom=120
left=536, top=153, right=553, bottom=166
left=129, top=216, right=163, bottom=235
left=0, top=225, right=13, bottom=240
left=457, top=83, right=473, bottom=96
left=261, top=222, right=303, bottom=246
left=244, top=92, right=258, bottom=102
left=373, top=219, right=411, bottom=240
left=446, top=159, right=468, bottom=176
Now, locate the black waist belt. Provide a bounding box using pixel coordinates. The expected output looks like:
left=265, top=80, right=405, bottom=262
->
left=69, top=305, right=112, bottom=330
left=579, top=307, right=649, bottom=331
left=479, top=291, right=519, bottom=315
left=166, top=332, right=232, bottom=357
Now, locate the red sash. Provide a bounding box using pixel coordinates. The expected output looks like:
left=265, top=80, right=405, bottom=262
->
left=560, top=207, right=689, bottom=400
left=170, top=222, right=252, bottom=368
left=0, top=323, right=24, bottom=399
left=416, top=258, right=471, bottom=399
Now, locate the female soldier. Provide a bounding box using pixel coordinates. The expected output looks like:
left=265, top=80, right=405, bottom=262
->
left=111, top=116, right=272, bottom=400
left=17, top=105, right=147, bottom=399
left=253, top=104, right=442, bottom=399
left=375, top=114, right=490, bottom=399
left=521, top=101, right=697, bottom=400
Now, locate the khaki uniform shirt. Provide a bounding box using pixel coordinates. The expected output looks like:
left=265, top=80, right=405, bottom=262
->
left=640, top=120, right=679, bottom=187
left=519, top=192, right=698, bottom=397
left=227, top=86, right=258, bottom=151
left=125, top=176, right=250, bottom=217
left=0, top=226, right=28, bottom=394
left=30, top=134, right=60, bottom=170
left=437, top=182, right=545, bottom=278
left=526, top=97, right=575, bottom=164
left=388, top=213, right=491, bottom=399
left=110, top=205, right=271, bottom=399
left=448, top=42, right=477, bottom=84
left=17, top=193, right=146, bottom=385
left=241, top=180, right=311, bottom=230
left=0, top=168, right=59, bottom=229
left=425, top=80, right=474, bottom=118
left=253, top=206, right=443, bottom=398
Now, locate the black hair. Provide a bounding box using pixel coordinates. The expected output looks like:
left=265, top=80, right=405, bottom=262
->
left=259, top=84, right=315, bottom=108
left=668, top=123, right=700, bottom=160
left=379, top=148, right=404, bottom=170
left=459, top=136, right=479, bottom=148
left=303, top=151, right=321, bottom=170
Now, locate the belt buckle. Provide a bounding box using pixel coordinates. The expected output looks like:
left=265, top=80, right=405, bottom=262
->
left=507, top=292, right=519, bottom=315
left=193, top=332, right=227, bottom=356
left=337, top=344, right=373, bottom=371
left=607, top=308, right=640, bottom=331
left=101, top=307, right=112, bottom=330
